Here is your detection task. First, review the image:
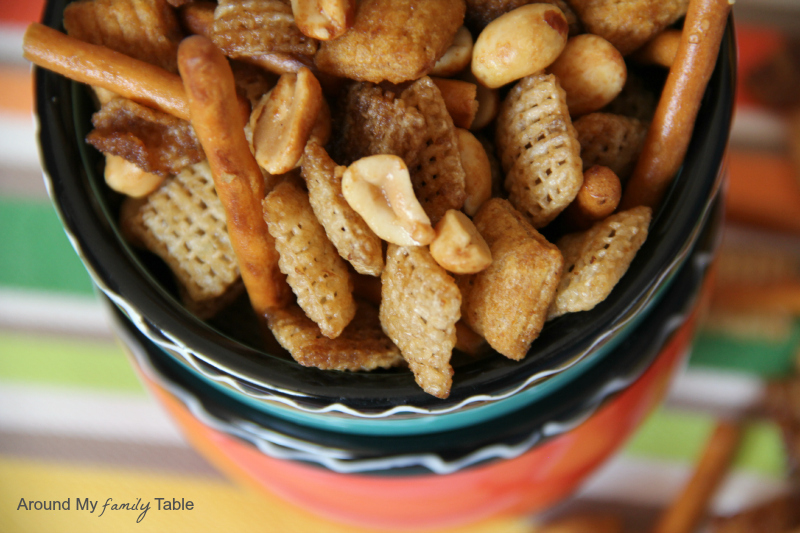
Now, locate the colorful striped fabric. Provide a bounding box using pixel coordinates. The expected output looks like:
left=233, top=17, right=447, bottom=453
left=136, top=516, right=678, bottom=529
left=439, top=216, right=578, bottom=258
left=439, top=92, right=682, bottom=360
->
left=2, top=2, right=800, bottom=532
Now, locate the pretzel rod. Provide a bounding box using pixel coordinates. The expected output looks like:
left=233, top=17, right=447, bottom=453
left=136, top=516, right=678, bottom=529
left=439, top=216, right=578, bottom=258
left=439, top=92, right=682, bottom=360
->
left=23, top=23, right=190, bottom=121
left=650, top=420, right=742, bottom=533
left=619, top=0, right=732, bottom=211
left=178, top=35, right=287, bottom=314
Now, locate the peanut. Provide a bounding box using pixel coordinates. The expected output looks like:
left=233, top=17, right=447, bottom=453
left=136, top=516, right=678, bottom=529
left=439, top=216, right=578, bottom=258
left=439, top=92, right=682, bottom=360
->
left=471, top=4, right=568, bottom=89
left=454, top=128, right=492, bottom=216
left=430, top=26, right=473, bottom=78
left=251, top=67, right=323, bottom=175
left=429, top=210, right=492, bottom=274
left=342, top=154, right=435, bottom=246
left=103, top=154, right=164, bottom=198
left=290, top=0, right=355, bottom=41
left=548, top=34, right=626, bottom=116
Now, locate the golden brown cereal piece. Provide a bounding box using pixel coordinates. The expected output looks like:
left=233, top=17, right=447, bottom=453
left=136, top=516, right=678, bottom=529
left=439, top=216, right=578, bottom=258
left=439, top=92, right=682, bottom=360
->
left=602, top=72, right=658, bottom=122
left=568, top=0, right=689, bottom=56
left=267, top=300, right=404, bottom=371
left=381, top=244, right=461, bottom=398
left=315, top=0, right=465, bottom=84
left=547, top=206, right=651, bottom=319
left=212, top=0, right=317, bottom=61
left=64, top=0, right=183, bottom=73
left=120, top=161, right=241, bottom=318
left=495, top=73, right=583, bottom=228
left=263, top=178, right=356, bottom=339
left=464, top=0, right=581, bottom=35
left=574, top=112, right=649, bottom=182
left=87, top=98, right=205, bottom=177
left=336, top=78, right=467, bottom=224
left=458, top=199, right=563, bottom=360
left=301, top=142, right=384, bottom=276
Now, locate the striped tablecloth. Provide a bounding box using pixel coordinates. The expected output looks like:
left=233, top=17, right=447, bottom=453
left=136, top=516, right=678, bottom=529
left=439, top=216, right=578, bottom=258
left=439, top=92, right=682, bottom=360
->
left=2, top=2, right=800, bottom=532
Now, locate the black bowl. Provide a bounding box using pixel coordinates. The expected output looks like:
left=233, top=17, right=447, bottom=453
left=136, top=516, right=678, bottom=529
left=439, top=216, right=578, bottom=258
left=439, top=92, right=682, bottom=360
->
left=115, top=197, right=721, bottom=474
left=37, top=0, right=735, bottom=413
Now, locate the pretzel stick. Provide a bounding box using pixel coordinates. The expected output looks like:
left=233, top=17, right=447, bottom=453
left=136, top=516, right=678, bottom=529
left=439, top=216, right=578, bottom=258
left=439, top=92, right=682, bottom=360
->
left=650, top=420, right=742, bottom=533
left=178, top=35, right=287, bottom=315
left=619, top=0, right=732, bottom=211
left=23, top=23, right=190, bottom=121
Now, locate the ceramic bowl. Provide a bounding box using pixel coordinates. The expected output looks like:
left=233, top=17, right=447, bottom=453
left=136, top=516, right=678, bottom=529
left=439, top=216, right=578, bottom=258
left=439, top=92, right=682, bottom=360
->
left=36, top=0, right=735, bottom=424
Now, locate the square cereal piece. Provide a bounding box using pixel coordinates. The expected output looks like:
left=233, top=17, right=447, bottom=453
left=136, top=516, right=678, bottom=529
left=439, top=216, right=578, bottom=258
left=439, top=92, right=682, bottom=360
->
left=547, top=206, right=651, bottom=320
left=574, top=112, right=648, bottom=182
left=120, top=161, right=241, bottom=318
left=263, top=177, right=356, bottom=339
left=458, top=199, right=563, bottom=360
left=212, top=0, right=317, bottom=60
left=495, top=73, right=583, bottom=228
left=335, top=77, right=466, bottom=224
left=301, top=142, right=384, bottom=276
left=267, top=300, right=404, bottom=371
left=568, top=0, right=689, bottom=56
left=380, top=244, right=461, bottom=398
left=64, top=0, right=183, bottom=72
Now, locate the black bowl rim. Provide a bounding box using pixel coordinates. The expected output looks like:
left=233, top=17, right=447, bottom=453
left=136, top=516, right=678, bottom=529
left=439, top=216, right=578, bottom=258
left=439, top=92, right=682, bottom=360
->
left=36, top=0, right=735, bottom=412
left=116, top=199, right=721, bottom=475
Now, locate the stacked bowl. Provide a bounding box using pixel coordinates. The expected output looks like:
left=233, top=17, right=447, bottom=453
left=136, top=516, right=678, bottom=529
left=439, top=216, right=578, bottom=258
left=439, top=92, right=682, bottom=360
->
left=35, top=0, right=736, bottom=527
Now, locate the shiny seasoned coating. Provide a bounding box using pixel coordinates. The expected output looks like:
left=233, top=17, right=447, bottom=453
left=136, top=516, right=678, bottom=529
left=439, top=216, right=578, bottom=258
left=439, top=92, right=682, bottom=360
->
left=495, top=73, right=583, bottom=228
left=212, top=0, right=317, bottom=60
left=267, top=300, right=404, bottom=371
left=263, top=178, right=357, bottom=339
left=464, top=0, right=580, bottom=35
left=87, top=98, right=204, bottom=177
left=574, top=112, right=648, bottom=182
left=315, top=0, right=465, bottom=83
left=381, top=245, right=461, bottom=398
left=458, top=199, right=563, bottom=360
left=547, top=206, right=651, bottom=319
left=568, top=0, right=689, bottom=56
left=64, top=0, right=184, bottom=72
left=336, top=78, right=466, bottom=224
left=120, top=161, right=241, bottom=318
left=301, top=142, right=384, bottom=276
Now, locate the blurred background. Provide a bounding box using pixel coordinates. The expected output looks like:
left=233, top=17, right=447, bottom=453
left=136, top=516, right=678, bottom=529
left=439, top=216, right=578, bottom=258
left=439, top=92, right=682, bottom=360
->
left=1, top=1, right=800, bottom=532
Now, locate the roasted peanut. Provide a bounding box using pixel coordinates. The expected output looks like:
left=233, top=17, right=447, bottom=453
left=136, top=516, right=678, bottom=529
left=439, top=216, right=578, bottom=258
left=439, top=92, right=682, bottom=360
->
left=252, top=67, right=323, bottom=175
left=104, top=154, right=165, bottom=198
left=454, top=128, right=492, bottom=216
left=563, top=165, right=622, bottom=230
left=429, top=210, right=492, bottom=274
left=548, top=33, right=626, bottom=116
left=471, top=4, right=568, bottom=89
left=342, top=154, right=435, bottom=246
left=291, top=0, right=355, bottom=41
left=430, top=26, right=473, bottom=78
left=632, top=28, right=681, bottom=68
left=431, top=77, right=478, bottom=129
left=460, top=70, right=499, bottom=131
